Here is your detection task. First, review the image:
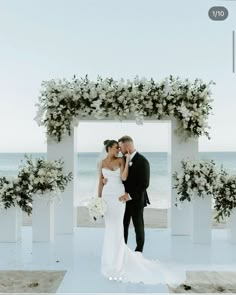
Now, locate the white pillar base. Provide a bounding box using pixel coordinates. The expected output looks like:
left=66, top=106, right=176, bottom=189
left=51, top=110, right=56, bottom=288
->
left=171, top=201, right=193, bottom=236
left=192, top=195, right=212, bottom=244
left=32, top=197, right=54, bottom=242
left=0, top=207, right=22, bottom=242
left=47, top=127, right=77, bottom=234
left=227, top=208, right=236, bottom=243
left=170, top=118, right=198, bottom=235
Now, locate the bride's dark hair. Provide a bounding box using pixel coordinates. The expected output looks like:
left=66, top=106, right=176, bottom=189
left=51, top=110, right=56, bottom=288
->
left=104, top=139, right=118, bottom=152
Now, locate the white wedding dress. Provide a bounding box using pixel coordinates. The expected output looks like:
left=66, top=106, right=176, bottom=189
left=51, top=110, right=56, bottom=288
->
left=101, top=167, right=186, bottom=286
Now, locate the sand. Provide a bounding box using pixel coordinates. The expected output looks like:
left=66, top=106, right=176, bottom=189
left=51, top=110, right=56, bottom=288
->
left=0, top=270, right=65, bottom=293
left=169, top=271, right=236, bottom=293
left=23, top=207, right=227, bottom=229
left=1, top=270, right=236, bottom=293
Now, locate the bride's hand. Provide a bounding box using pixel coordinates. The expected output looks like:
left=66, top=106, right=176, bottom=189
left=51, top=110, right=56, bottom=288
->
left=119, top=195, right=125, bottom=202
left=125, top=151, right=131, bottom=163
left=102, top=177, right=108, bottom=185
left=119, top=193, right=129, bottom=202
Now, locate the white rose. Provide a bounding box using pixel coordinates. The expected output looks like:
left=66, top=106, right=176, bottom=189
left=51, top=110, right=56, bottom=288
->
left=34, top=179, right=39, bottom=184
left=38, top=169, right=45, bottom=176
left=185, top=174, right=190, bottom=181
left=29, top=174, right=34, bottom=180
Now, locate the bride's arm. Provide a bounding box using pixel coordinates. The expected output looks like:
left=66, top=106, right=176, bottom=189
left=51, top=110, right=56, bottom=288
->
left=120, top=157, right=129, bottom=181
left=98, top=161, right=104, bottom=198
left=119, top=157, right=130, bottom=202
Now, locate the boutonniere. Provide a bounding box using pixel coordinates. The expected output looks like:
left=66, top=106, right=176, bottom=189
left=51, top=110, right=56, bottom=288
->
left=129, top=161, right=133, bottom=167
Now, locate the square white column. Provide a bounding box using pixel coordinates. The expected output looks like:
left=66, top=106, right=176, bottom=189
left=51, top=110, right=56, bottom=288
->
left=192, top=195, right=212, bottom=244
left=47, top=127, right=77, bottom=234
left=32, top=197, right=54, bottom=242
left=0, top=207, right=22, bottom=242
left=169, top=118, right=198, bottom=235
left=227, top=208, right=236, bottom=243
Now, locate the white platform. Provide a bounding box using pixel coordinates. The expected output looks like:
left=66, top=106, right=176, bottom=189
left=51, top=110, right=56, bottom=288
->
left=0, top=227, right=236, bottom=293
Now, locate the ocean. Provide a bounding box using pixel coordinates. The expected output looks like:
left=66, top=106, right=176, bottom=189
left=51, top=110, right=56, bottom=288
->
left=0, top=152, right=235, bottom=208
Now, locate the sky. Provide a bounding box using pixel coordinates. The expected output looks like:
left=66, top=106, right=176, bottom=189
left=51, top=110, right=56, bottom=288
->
left=0, top=0, right=235, bottom=152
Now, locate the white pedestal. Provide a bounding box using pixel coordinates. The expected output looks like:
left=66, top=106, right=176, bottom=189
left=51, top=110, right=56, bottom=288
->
left=192, top=195, right=212, bottom=244
left=0, top=206, right=22, bottom=242
left=32, top=197, right=54, bottom=242
left=227, top=208, right=236, bottom=243
left=169, top=118, right=198, bottom=235
left=47, top=127, right=77, bottom=234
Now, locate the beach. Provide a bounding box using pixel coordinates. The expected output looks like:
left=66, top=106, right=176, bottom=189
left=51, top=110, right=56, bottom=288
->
left=1, top=151, right=236, bottom=212
left=0, top=271, right=65, bottom=293
left=23, top=206, right=226, bottom=229
left=75, top=207, right=226, bottom=229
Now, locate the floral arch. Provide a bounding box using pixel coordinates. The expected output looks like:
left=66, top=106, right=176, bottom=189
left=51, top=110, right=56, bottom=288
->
left=35, top=75, right=213, bottom=235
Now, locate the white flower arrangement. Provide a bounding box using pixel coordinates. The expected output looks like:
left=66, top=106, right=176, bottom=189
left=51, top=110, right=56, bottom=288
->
left=0, top=156, right=73, bottom=215
left=0, top=176, right=32, bottom=214
left=173, top=159, right=220, bottom=206
left=214, top=173, right=236, bottom=222
left=19, top=156, right=73, bottom=201
left=173, top=159, right=236, bottom=222
left=35, top=75, right=214, bottom=142
left=87, top=197, right=107, bottom=222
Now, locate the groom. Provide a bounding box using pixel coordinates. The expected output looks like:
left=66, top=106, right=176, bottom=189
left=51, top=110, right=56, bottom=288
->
left=118, top=135, right=150, bottom=253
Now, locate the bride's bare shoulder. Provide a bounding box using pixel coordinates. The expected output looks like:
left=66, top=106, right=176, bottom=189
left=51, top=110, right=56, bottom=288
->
left=98, top=159, right=105, bottom=169
left=118, top=157, right=125, bottom=165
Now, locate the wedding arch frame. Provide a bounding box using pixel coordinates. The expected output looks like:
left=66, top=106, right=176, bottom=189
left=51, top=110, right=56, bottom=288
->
left=47, top=117, right=198, bottom=236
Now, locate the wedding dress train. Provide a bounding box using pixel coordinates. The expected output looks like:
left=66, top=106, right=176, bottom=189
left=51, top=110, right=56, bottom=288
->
left=101, top=168, right=186, bottom=286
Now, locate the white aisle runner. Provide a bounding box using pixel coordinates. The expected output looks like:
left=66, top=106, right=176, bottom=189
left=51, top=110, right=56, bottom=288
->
left=1, top=227, right=236, bottom=293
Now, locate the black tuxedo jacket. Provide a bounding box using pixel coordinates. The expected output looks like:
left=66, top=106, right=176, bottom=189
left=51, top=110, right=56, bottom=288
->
left=123, top=152, right=150, bottom=208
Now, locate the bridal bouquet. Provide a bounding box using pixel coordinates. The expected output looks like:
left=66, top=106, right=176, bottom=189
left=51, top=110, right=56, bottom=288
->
left=87, top=197, right=107, bottom=222
left=214, top=173, right=236, bottom=222
left=173, top=159, right=219, bottom=206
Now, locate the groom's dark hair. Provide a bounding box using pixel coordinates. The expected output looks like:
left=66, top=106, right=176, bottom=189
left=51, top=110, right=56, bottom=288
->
left=118, top=135, right=133, bottom=144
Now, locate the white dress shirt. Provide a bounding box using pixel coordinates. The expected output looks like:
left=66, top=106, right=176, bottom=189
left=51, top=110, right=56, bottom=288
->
left=129, top=150, right=137, bottom=162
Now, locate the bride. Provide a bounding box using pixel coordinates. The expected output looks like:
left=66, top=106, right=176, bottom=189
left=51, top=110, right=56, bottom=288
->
left=97, top=139, right=186, bottom=286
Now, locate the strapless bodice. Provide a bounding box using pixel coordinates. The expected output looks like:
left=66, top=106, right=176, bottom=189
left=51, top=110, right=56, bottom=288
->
left=102, top=167, right=121, bottom=178
left=102, top=167, right=124, bottom=196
